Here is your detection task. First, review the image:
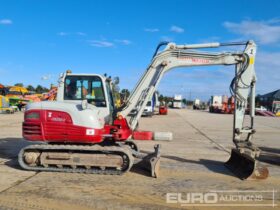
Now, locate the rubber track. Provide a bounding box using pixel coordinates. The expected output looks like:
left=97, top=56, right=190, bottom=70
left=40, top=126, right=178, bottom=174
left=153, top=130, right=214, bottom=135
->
left=18, top=144, right=134, bottom=175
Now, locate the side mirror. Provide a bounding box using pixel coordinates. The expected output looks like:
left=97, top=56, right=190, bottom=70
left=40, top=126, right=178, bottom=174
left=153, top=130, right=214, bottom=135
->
left=81, top=99, right=88, bottom=110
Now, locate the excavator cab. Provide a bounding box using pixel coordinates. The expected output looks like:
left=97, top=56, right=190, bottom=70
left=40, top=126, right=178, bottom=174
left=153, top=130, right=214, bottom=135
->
left=20, top=71, right=161, bottom=178
left=64, top=75, right=107, bottom=106
left=63, top=74, right=114, bottom=124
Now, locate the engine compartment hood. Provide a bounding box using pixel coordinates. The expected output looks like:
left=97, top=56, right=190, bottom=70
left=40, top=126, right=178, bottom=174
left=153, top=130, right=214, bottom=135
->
left=26, top=101, right=105, bottom=129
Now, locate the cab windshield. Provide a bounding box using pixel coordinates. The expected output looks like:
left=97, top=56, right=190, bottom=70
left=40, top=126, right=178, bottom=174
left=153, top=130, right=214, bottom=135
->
left=64, top=75, right=106, bottom=107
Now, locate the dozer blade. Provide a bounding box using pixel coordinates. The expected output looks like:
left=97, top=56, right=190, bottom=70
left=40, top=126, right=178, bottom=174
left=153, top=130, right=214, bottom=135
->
left=225, top=149, right=269, bottom=180
left=134, top=144, right=161, bottom=178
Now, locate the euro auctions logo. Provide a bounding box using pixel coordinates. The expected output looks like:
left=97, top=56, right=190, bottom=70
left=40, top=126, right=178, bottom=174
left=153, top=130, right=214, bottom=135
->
left=167, top=192, right=218, bottom=204
left=166, top=190, right=278, bottom=207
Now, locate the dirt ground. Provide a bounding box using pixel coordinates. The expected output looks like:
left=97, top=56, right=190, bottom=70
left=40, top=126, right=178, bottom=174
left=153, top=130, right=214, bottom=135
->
left=0, top=109, right=279, bottom=210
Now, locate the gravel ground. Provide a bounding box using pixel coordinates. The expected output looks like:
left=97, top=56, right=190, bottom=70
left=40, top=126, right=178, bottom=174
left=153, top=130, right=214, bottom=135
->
left=0, top=109, right=279, bottom=209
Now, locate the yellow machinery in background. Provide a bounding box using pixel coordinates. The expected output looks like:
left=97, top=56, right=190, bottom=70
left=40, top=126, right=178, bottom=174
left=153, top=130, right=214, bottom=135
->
left=0, top=95, right=14, bottom=114
left=272, top=101, right=280, bottom=117
left=8, top=86, right=28, bottom=94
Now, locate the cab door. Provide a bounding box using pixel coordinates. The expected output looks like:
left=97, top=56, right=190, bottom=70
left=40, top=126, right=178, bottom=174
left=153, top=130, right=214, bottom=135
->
left=105, top=81, right=115, bottom=124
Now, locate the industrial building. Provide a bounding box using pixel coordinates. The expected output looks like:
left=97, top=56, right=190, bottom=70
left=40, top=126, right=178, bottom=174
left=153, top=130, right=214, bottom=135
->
left=258, top=89, right=280, bottom=111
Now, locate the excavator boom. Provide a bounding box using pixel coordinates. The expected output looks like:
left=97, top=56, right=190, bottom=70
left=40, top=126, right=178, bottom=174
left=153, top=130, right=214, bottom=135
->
left=119, top=40, right=267, bottom=179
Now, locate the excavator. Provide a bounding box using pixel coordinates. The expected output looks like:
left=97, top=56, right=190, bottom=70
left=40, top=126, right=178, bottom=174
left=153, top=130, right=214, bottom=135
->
left=42, top=86, right=58, bottom=101
left=19, top=40, right=268, bottom=180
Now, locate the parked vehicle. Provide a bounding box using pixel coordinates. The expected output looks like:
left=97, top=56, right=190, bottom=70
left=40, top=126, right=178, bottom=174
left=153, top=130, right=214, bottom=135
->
left=142, top=100, right=153, bottom=117
left=173, top=94, right=182, bottom=109
left=209, top=95, right=222, bottom=113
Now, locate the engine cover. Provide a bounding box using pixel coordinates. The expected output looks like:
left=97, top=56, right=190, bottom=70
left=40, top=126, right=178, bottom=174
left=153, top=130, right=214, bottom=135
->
left=23, top=101, right=106, bottom=143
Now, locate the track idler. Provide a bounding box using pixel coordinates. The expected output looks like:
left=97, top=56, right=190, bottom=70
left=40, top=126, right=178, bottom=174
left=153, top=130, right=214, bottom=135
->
left=134, top=144, right=161, bottom=178
left=225, top=148, right=269, bottom=180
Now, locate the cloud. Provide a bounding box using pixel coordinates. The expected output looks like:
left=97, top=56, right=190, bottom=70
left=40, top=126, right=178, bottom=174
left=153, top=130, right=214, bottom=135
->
left=170, top=25, right=184, bottom=33
left=223, top=19, right=280, bottom=45
left=76, top=32, right=87, bottom=36
left=0, top=19, right=12, bottom=25
left=144, top=28, right=159, bottom=32
left=161, top=36, right=173, bottom=42
left=57, top=32, right=69, bottom=36
left=89, top=40, right=114, bottom=47
left=57, top=32, right=87, bottom=36
left=255, top=51, right=280, bottom=93
left=89, top=39, right=131, bottom=47
left=41, top=75, right=51, bottom=80
left=115, top=39, right=132, bottom=45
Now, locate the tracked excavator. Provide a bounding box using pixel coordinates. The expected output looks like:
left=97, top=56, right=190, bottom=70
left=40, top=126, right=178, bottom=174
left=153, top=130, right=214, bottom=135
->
left=19, top=40, right=268, bottom=179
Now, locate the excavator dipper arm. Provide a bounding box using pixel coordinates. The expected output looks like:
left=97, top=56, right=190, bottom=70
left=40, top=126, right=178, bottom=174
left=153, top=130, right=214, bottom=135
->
left=119, top=40, right=268, bottom=179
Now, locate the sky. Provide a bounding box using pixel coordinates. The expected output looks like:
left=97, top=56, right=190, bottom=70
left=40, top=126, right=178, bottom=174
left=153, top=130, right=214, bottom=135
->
left=0, top=0, right=280, bottom=100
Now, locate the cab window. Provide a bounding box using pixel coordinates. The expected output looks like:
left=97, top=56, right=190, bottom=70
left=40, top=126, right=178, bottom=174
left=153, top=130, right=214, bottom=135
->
left=64, top=75, right=106, bottom=107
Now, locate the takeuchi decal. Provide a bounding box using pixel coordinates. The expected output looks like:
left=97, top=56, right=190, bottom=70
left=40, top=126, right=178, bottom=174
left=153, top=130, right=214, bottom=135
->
left=178, top=57, right=212, bottom=64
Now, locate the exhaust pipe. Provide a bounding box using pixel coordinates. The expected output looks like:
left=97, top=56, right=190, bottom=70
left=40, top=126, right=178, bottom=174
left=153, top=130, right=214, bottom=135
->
left=225, top=149, right=269, bottom=180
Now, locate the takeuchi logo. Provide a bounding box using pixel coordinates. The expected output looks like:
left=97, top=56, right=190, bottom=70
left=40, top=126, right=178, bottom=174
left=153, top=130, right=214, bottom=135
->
left=178, top=57, right=212, bottom=64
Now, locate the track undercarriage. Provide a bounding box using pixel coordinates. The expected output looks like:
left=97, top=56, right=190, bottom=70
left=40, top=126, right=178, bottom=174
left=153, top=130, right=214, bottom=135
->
left=18, top=142, right=161, bottom=177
